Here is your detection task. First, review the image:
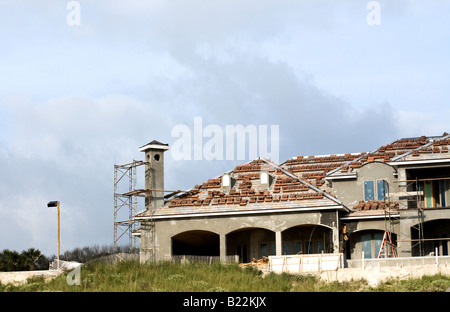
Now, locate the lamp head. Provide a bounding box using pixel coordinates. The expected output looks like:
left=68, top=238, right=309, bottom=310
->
left=47, top=201, right=59, bottom=207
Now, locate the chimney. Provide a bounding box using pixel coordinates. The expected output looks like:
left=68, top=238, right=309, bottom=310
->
left=139, top=140, right=170, bottom=212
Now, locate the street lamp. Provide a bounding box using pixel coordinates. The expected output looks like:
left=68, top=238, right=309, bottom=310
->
left=47, top=201, right=60, bottom=270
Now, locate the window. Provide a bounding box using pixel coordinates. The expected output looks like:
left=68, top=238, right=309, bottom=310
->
left=364, top=181, right=375, bottom=201
left=364, top=180, right=388, bottom=201
left=260, top=243, right=275, bottom=257
left=305, top=241, right=313, bottom=254
left=260, top=244, right=268, bottom=257
left=270, top=243, right=276, bottom=255
left=373, top=232, right=384, bottom=258
left=377, top=180, right=388, bottom=201
left=424, top=180, right=446, bottom=208
left=361, top=232, right=384, bottom=258
left=316, top=241, right=324, bottom=253
left=440, top=181, right=446, bottom=207
left=293, top=242, right=301, bottom=254
left=282, top=242, right=291, bottom=255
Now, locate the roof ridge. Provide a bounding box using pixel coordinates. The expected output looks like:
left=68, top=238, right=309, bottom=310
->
left=140, top=140, right=169, bottom=147
left=390, top=133, right=450, bottom=162
left=259, top=158, right=346, bottom=207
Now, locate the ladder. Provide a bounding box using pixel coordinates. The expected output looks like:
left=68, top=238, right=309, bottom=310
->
left=377, top=231, right=397, bottom=258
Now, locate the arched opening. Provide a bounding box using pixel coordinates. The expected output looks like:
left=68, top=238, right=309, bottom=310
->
left=226, top=228, right=275, bottom=262
left=282, top=224, right=333, bottom=255
left=411, top=219, right=450, bottom=256
left=348, top=229, right=395, bottom=259
left=171, top=230, right=219, bottom=257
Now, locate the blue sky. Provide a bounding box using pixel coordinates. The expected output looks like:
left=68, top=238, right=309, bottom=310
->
left=0, top=1, right=449, bottom=256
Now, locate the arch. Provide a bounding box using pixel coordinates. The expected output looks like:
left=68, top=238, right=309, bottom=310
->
left=347, top=229, right=395, bottom=259
left=282, top=224, right=333, bottom=254
left=171, top=230, right=220, bottom=257
left=410, top=219, right=450, bottom=256
left=226, top=227, right=275, bottom=262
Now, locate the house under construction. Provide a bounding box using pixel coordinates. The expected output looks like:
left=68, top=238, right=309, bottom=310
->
left=115, top=134, right=450, bottom=264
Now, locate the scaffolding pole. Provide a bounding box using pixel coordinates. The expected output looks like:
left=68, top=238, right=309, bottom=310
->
left=114, top=160, right=146, bottom=254
left=113, top=158, right=189, bottom=258
left=381, top=179, right=398, bottom=258
left=389, top=178, right=441, bottom=256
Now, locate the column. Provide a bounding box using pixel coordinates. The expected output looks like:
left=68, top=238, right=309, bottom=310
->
left=275, top=231, right=282, bottom=256
left=220, top=234, right=227, bottom=262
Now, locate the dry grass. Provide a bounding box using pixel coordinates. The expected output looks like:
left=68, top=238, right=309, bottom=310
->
left=1, top=260, right=449, bottom=292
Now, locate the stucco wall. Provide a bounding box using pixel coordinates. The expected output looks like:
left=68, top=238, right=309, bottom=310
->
left=331, top=162, right=397, bottom=208
left=140, top=209, right=343, bottom=262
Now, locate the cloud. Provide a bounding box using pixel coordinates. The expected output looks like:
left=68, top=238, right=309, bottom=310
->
left=0, top=51, right=402, bottom=255
left=1, top=1, right=448, bottom=255
left=0, top=94, right=175, bottom=254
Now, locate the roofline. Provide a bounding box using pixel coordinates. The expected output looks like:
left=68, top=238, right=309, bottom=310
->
left=139, top=144, right=170, bottom=152
left=134, top=204, right=347, bottom=220
left=325, top=173, right=357, bottom=180
left=340, top=214, right=400, bottom=221
left=388, top=158, right=450, bottom=166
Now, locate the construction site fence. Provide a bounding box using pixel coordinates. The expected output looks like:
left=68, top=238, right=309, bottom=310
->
left=171, top=255, right=240, bottom=264
left=346, top=255, right=450, bottom=269
left=268, top=253, right=344, bottom=274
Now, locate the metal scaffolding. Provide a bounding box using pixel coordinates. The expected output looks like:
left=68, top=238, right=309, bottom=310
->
left=378, top=179, right=398, bottom=258
left=390, top=177, right=450, bottom=256
left=113, top=160, right=146, bottom=254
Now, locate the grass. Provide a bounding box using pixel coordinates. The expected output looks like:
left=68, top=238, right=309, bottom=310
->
left=1, top=260, right=449, bottom=292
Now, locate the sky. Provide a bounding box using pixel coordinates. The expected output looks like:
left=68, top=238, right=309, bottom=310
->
left=0, top=1, right=449, bottom=257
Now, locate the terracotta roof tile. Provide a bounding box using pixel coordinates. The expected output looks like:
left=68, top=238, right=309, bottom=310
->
left=352, top=200, right=399, bottom=211
left=163, top=133, right=449, bottom=213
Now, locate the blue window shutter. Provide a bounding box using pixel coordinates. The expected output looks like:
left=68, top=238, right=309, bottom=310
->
left=364, top=181, right=375, bottom=201
left=361, top=233, right=372, bottom=258
left=260, top=244, right=268, bottom=258
left=373, top=232, right=384, bottom=258
left=377, top=180, right=386, bottom=200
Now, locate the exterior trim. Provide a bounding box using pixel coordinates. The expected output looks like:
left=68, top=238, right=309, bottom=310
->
left=135, top=205, right=346, bottom=221
left=325, top=173, right=357, bottom=180
left=340, top=214, right=400, bottom=221
left=389, top=159, right=450, bottom=166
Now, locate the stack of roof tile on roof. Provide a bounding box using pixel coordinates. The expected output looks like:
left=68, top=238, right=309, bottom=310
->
left=145, top=133, right=450, bottom=218
left=358, top=134, right=450, bottom=163
left=345, top=200, right=399, bottom=218
left=281, top=153, right=362, bottom=187
left=358, top=136, right=430, bottom=163
left=158, top=158, right=339, bottom=216
left=352, top=200, right=399, bottom=211
left=322, top=133, right=450, bottom=178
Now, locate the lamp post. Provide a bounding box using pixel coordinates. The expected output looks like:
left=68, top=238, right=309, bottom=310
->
left=47, top=201, right=60, bottom=270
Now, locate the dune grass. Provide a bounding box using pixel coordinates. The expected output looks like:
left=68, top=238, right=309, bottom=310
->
left=1, top=260, right=449, bottom=292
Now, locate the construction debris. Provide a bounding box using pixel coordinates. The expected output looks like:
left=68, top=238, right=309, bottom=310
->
left=239, top=256, right=269, bottom=267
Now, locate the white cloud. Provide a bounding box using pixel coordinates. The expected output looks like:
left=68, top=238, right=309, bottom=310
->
left=0, top=0, right=449, bottom=255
